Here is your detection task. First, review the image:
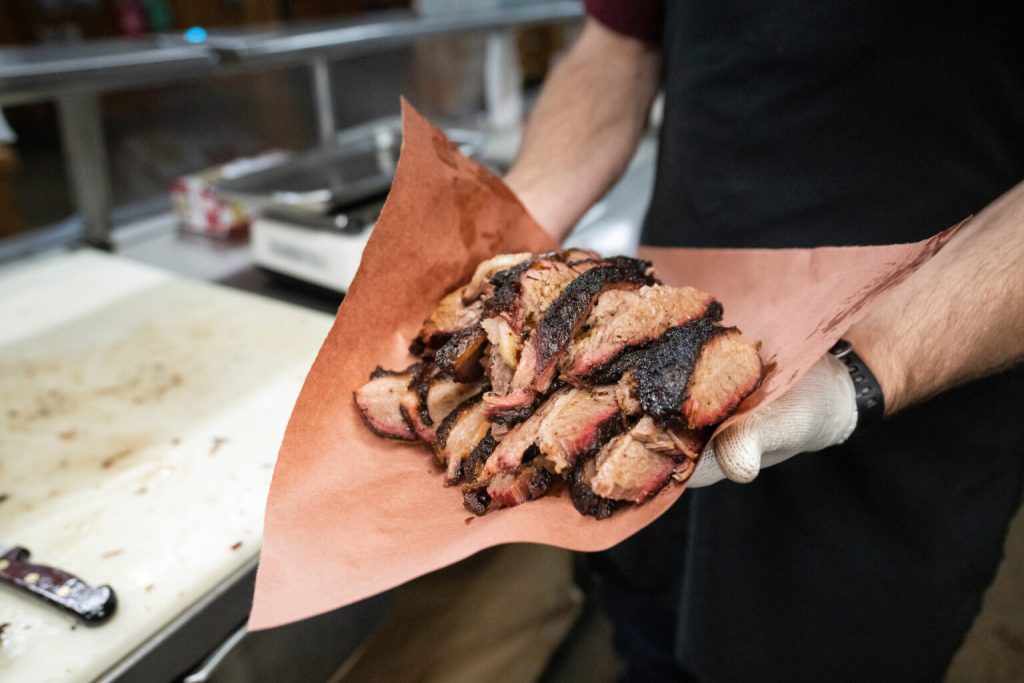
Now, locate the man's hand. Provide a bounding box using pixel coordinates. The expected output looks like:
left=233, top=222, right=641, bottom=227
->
left=689, top=354, right=859, bottom=487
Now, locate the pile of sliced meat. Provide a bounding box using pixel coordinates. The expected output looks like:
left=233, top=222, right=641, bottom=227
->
left=354, top=250, right=764, bottom=519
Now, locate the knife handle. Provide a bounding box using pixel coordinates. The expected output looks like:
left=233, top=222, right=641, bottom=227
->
left=0, top=547, right=117, bottom=625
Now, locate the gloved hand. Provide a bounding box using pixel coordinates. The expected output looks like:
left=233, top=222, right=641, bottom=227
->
left=688, top=353, right=859, bottom=487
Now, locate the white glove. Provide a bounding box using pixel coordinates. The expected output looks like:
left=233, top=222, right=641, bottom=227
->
left=689, top=353, right=859, bottom=487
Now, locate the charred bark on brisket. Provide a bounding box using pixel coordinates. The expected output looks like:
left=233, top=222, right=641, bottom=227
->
left=571, top=300, right=723, bottom=386
left=524, top=263, right=656, bottom=394
left=487, top=466, right=553, bottom=509
left=463, top=486, right=492, bottom=516
left=632, top=317, right=724, bottom=422
left=456, top=431, right=497, bottom=485
left=567, top=462, right=622, bottom=520
left=434, top=324, right=487, bottom=382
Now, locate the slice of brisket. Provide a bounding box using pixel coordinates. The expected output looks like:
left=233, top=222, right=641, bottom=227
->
left=534, top=386, right=624, bottom=474
left=414, top=290, right=484, bottom=355
left=483, top=386, right=624, bottom=477
left=482, top=252, right=639, bottom=333
left=485, top=260, right=587, bottom=334
left=398, top=365, right=488, bottom=443
left=486, top=466, right=553, bottom=509
left=562, top=285, right=720, bottom=384
left=481, top=316, right=522, bottom=369
left=416, top=251, right=594, bottom=353
left=435, top=396, right=491, bottom=485
left=434, top=324, right=488, bottom=382
left=573, top=413, right=709, bottom=510
left=354, top=365, right=421, bottom=441
left=568, top=459, right=622, bottom=520
left=589, top=432, right=677, bottom=503
left=482, top=388, right=539, bottom=426
left=681, top=327, right=764, bottom=428
left=460, top=252, right=533, bottom=303
left=629, top=415, right=707, bottom=461
left=631, top=318, right=763, bottom=429
left=507, top=262, right=657, bottom=399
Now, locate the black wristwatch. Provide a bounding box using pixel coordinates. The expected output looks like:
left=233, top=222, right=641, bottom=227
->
left=829, top=339, right=885, bottom=432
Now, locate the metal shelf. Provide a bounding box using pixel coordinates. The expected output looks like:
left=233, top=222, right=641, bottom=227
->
left=0, top=2, right=582, bottom=250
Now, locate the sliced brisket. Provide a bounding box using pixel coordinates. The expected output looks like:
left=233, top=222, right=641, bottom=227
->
left=483, top=386, right=624, bottom=476
left=414, top=290, right=484, bottom=355
left=681, top=327, right=763, bottom=428
left=354, top=365, right=421, bottom=441
left=399, top=365, right=488, bottom=443
left=629, top=415, right=707, bottom=461
left=486, top=465, right=553, bottom=509
left=631, top=318, right=763, bottom=429
left=568, top=459, right=622, bottom=520
left=589, top=432, right=676, bottom=503
left=434, top=324, right=488, bottom=382
left=435, top=397, right=491, bottom=485
left=562, top=285, right=720, bottom=383
left=578, top=414, right=708, bottom=506
left=460, top=252, right=533, bottom=303
left=507, top=262, right=657, bottom=399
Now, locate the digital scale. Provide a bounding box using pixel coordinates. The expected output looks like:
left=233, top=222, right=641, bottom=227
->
left=217, top=117, right=488, bottom=293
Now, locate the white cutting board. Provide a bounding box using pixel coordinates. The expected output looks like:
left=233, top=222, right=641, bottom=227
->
left=0, top=250, right=332, bottom=682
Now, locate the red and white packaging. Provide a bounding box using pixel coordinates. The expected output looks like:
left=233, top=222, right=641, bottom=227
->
left=171, top=151, right=290, bottom=238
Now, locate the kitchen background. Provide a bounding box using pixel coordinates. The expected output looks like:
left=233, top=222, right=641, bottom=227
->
left=0, top=1, right=1021, bottom=681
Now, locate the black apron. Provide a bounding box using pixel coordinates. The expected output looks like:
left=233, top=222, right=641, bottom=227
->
left=597, top=1, right=1024, bottom=681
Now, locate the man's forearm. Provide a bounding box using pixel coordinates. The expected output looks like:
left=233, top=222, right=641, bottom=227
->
left=505, top=19, right=661, bottom=240
left=846, top=179, right=1024, bottom=415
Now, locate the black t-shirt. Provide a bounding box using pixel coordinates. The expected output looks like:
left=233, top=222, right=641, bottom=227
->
left=644, top=1, right=1024, bottom=248
left=587, top=1, right=1024, bottom=681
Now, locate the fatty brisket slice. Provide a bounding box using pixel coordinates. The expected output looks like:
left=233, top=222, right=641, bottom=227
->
left=398, top=364, right=488, bottom=444
left=353, top=365, right=422, bottom=441
left=589, top=417, right=704, bottom=503
left=434, top=396, right=491, bottom=485
left=481, top=320, right=518, bottom=394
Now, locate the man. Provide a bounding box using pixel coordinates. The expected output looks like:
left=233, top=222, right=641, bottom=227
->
left=505, top=2, right=1024, bottom=681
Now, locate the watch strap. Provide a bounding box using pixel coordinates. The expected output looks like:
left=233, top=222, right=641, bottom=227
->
left=829, top=339, right=885, bottom=431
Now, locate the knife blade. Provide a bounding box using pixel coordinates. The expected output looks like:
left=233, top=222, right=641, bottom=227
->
left=0, top=545, right=117, bottom=625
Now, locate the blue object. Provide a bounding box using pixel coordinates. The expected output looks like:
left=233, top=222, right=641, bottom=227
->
left=183, top=26, right=207, bottom=44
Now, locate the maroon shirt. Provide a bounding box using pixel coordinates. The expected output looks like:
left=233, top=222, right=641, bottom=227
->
left=584, top=0, right=663, bottom=43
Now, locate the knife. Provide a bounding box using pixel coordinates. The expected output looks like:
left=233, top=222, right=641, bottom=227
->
left=0, top=545, right=117, bottom=625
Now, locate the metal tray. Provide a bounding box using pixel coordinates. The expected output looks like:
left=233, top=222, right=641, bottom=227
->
left=214, top=116, right=485, bottom=215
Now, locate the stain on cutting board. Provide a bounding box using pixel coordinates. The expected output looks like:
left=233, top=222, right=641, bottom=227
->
left=0, top=279, right=327, bottom=528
